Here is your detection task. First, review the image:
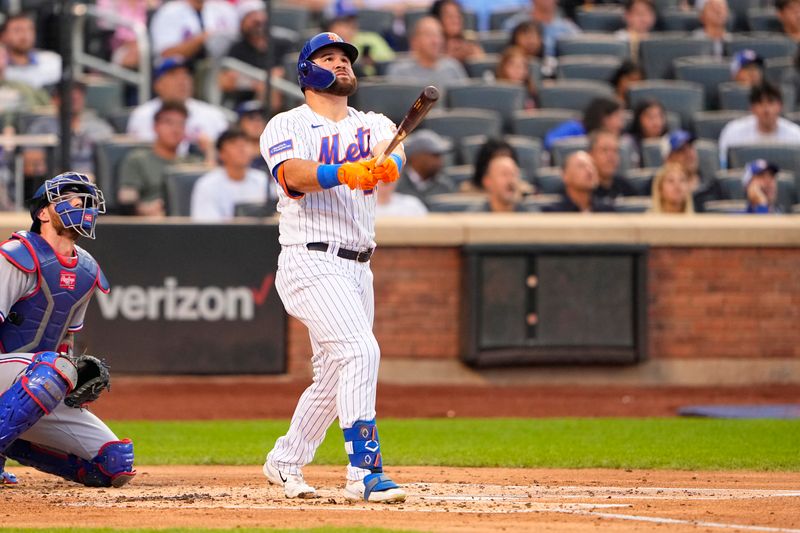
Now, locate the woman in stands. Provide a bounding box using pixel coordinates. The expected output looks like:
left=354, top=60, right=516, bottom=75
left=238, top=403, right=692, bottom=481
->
left=495, top=46, right=538, bottom=109
left=430, top=0, right=484, bottom=64
left=650, top=162, right=694, bottom=214
left=628, top=98, right=668, bottom=167
left=508, top=21, right=543, bottom=62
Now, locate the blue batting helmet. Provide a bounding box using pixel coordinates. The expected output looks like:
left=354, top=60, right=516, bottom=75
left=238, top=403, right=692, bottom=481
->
left=297, top=32, right=358, bottom=91
left=29, top=172, right=106, bottom=239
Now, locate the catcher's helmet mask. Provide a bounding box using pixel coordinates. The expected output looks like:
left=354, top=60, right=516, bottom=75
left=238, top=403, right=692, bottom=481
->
left=29, top=172, right=106, bottom=239
left=297, top=32, right=359, bottom=91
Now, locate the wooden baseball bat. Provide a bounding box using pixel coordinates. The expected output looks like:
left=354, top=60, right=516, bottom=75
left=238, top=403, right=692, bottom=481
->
left=374, top=85, right=441, bottom=166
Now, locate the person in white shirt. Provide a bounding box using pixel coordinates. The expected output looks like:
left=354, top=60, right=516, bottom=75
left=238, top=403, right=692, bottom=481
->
left=191, top=127, right=270, bottom=221
left=127, top=56, right=230, bottom=147
left=149, top=0, right=239, bottom=61
left=718, top=82, right=800, bottom=167
left=375, top=179, right=428, bottom=217
left=0, top=13, right=61, bottom=89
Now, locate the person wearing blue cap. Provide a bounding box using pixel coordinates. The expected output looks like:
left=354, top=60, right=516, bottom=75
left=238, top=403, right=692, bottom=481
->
left=731, top=49, right=763, bottom=88
left=743, top=159, right=781, bottom=214
left=665, top=130, right=700, bottom=188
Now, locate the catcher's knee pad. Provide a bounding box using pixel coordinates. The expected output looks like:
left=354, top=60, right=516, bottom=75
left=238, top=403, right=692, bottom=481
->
left=0, top=352, right=77, bottom=452
left=343, top=419, right=383, bottom=473
left=4, top=438, right=135, bottom=488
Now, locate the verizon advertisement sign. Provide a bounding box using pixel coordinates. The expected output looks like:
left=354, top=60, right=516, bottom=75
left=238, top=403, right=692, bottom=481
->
left=78, top=223, right=285, bottom=374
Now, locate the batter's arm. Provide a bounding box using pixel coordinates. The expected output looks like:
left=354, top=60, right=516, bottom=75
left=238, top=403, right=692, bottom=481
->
left=279, top=159, right=332, bottom=194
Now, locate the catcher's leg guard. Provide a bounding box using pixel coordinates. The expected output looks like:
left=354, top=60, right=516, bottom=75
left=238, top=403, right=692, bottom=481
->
left=4, top=438, right=135, bottom=488
left=0, top=352, right=77, bottom=453
left=343, top=419, right=383, bottom=473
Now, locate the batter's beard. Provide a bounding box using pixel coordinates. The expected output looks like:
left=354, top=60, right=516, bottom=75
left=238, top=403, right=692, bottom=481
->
left=321, top=75, right=357, bottom=97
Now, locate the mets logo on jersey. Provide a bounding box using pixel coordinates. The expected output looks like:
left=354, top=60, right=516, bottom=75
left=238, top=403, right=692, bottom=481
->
left=59, top=271, right=77, bottom=290
left=318, top=128, right=371, bottom=164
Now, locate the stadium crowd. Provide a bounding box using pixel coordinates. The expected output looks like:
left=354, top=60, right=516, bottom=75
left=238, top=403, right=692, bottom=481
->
left=0, top=0, right=798, bottom=217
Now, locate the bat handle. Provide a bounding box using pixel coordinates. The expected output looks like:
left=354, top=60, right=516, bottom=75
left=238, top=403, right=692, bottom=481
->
left=374, top=151, right=389, bottom=167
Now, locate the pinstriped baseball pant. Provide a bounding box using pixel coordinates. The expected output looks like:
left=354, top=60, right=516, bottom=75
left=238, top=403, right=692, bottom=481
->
left=267, top=244, right=379, bottom=481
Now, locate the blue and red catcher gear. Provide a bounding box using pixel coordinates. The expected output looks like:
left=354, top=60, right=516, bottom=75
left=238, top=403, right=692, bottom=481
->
left=0, top=231, right=109, bottom=354
left=297, top=32, right=358, bottom=90
left=29, top=172, right=106, bottom=240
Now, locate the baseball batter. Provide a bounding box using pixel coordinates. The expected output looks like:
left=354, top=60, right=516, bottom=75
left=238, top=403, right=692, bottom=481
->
left=260, top=32, right=405, bottom=503
left=0, top=173, right=135, bottom=488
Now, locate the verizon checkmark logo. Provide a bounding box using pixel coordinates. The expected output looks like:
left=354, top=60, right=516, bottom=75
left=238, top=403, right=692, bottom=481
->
left=251, top=273, right=275, bottom=306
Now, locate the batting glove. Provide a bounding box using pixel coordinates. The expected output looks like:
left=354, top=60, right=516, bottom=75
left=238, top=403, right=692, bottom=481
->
left=371, top=155, right=401, bottom=184
left=337, top=161, right=378, bottom=190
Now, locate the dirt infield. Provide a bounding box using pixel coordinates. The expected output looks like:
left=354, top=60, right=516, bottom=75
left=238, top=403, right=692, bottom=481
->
left=3, top=466, right=799, bottom=532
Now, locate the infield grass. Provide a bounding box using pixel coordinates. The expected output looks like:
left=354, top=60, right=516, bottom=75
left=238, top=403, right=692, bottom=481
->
left=103, top=418, right=800, bottom=471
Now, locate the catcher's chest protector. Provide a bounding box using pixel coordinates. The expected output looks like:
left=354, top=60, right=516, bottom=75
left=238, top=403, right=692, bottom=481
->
left=0, top=231, right=108, bottom=353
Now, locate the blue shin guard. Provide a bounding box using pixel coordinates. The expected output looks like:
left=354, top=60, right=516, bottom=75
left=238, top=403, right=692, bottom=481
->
left=343, top=419, right=383, bottom=473
left=4, top=438, right=135, bottom=487
left=0, top=352, right=77, bottom=453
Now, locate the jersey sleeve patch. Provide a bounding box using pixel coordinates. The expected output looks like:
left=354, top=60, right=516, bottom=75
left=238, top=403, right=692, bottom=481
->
left=269, top=139, right=293, bottom=157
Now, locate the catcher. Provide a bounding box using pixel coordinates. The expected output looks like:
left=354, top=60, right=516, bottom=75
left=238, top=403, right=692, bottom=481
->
left=0, top=173, right=135, bottom=488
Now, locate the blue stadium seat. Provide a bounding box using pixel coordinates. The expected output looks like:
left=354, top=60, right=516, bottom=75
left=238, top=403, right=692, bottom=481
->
left=490, top=10, right=522, bottom=31
left=354, top=80, right=431, bottom=125
left=426, top=192, right=486, bottom=212
left=271, top=6, right=312, bottom=33
left=660, top=10, right=703, bottom=32
left=696, top=139, right=721, bottom=182
left=357, top=9, right=395, bottom=36
left=550, top=136, right=589, bottom=168
left=692, top=110, right=747, bottom=140
left=94, top=137, right=152, bottom=211
left=538, top=79, right=615, bottom=111
left=625, top=167, right=657, bottom=196
left=766, top=56, right=795, bottom=85
left=532, top=167, right=564, bottom=195
left=443, top=165, right=476, bottom=189
left=512, top=108, right=581, bottom=142
left=638, top=34, right=713, bottom=79
left=628, top=80, right=705, bottom=129
left=464, top=55, right=499, bottom=79
left=674, top=56, right=734, bottom=110
left=727, top=144, right=800, bottom=178
left=747, top=7, right=782, bottom=33
left=556, top=34, right=630, bottom=58
left=575, top=6, right=625, bottom=32
left=165, top=164, right=209, bottom=217
left=478, top=31, right=511, bottom=54
left=423, top=108, right=503, bottom=149
left=557, top=55, right=622, bottom=82
left=447, top=82, right=527, bottom=131
left=726, top=34, right=797, bottom=60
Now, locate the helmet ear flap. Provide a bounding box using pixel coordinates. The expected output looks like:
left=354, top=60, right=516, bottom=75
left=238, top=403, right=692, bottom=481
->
left=297, top=59, right=336, bottom=90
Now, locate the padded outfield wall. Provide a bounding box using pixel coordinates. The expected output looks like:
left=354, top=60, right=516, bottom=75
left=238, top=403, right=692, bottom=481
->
left=0, top=213, right=798, bottom=384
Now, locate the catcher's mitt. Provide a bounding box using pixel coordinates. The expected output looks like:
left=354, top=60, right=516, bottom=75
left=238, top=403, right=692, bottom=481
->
left=64, top=355, right=111, bottom=408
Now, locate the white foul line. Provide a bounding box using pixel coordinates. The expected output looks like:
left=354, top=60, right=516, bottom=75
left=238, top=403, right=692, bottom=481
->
left=565, top=509, right=800, bottom=533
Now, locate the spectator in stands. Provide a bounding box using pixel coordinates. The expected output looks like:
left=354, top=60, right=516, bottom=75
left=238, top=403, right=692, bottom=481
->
left=375, top=179, right=429, bottom=217
left=588, top=130, right=637, bottom=200
left=718, top=82, right=800, bottom=167
left=730, top=49, right=764, bottom=88
left=21, top=147, right=49, bottom=201
left=611, top=60, right=643, bottom=109
left=431, top=0, right=484, bottom=65
left=97, top=0, right=159, bottom=69
left=509, top=21, right=544, bottom=62
left=235, top=100, right=269, bottom=172
left=503, top=0, right=581, bottom=59
left=0, top=12, right=61, bottom=90
left=326, top=12, right=396, bottom=78
left=543, top=150, right=615, bottom=212
left=627, top=98, right=668, bottom=167
left=118, top=101, right=204, bottom=216
left=664, top=130, right=701, bottom=191
left=191, top=127, right=271, bottom=222
left=649, top=163, right=694, bottom=214
left=614, top=0, right=656, bottom=60
left=386, top=16, right=468, bottom=88
left=0, top=43, right=50, bottom=120
left=777, top=0, right=800, bottom=43
left=495, top=46, right=538, bottom=109
left=693, top=0, right=730, bottom=58
left=470, top=138, right=526, bottom=213
left=219, top=0, right=288, bottom=110
left=27, top=81, right=115, bottom=176
left=544, top=97, right=624, bottom=150
left=395, top=130, right=456, bottom=203
left=150, top=0, right=239, bottom=64
left=742, top=159, right=783, bottom=214
left=128, top=56, right=230, bottom=149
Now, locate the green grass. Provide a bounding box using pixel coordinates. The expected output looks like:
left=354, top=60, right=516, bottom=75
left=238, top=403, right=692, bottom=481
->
left=98, top=418, right=800, bottom=471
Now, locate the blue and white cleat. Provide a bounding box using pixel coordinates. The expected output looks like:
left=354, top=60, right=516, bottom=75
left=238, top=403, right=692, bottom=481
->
left=344, top=472, right=405, bottom=503
left=1, top=470, right=18, bottom=486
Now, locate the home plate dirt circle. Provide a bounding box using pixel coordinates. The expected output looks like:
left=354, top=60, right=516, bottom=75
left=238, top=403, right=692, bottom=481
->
left=3, top=466, right=800, bottom=532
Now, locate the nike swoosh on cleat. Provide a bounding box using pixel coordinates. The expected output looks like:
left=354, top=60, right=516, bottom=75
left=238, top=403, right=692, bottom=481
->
left=279, top=472, right=287, bottom=483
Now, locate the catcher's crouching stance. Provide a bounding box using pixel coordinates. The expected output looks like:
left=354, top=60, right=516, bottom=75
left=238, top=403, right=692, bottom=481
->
left=0, top=351, right=135, bottom=487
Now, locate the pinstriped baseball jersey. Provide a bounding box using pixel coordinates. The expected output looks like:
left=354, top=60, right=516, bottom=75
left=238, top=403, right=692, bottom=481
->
left=260, top=104, right=396, bottom=248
